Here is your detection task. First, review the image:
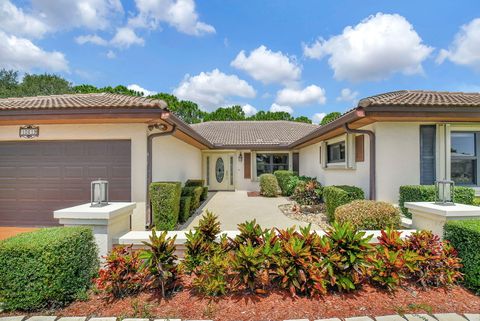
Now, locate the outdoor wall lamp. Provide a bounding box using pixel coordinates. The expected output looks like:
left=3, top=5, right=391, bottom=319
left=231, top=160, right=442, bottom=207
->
left=91, top=179, right=109, bottom=207
left=238, top=152, right=243, bottom=162
left=435, top=179, right=455, bottom=205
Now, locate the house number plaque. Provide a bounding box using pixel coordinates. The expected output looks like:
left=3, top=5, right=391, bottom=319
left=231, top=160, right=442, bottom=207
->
left=19, top=125, right=39, bottom=138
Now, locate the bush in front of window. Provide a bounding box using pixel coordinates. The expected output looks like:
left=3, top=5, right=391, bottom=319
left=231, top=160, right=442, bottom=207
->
left=0, top=227, right=98, bottom=311
left=444, top=219, right=480, bottom=293
left=259, top=173, right=280, bottom=197
left=335, top=200, right=401, bottom=230
left=323, top=185, right=365, bottom=222
left=399, top=185, right=475, bottom=218
left=150, top=181, right=182, bottom=230
left=274, top=170, right=295, bottom=196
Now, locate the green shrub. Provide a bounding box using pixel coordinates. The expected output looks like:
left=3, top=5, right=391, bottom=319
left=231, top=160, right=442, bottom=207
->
left=0, top=227, right=98, bottom=311
left=259, top=173, right=280, bottom=197
left=444, top=219, right=480, bottom=293
left=323, top=185, right=365, bottom=222
left=179, top=196, right=192, bottom=223
left=201, top=186, right=209, bottom=201
left=399, top=185, right=475, bottom=218
left=150, top=181, right=182, bottom=230
left=335, top=200, right=401, bottom=230
left=185, top=179, right=205, bottom=187
left=291, top=179, right=322, bottom=205
left=182, top=186, right=203, bottom=212
left=274, top=170, right=295, bottom=196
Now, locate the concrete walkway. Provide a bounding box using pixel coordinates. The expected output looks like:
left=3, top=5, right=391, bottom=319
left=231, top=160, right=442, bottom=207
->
left=182, top=191, right=309, bottom=230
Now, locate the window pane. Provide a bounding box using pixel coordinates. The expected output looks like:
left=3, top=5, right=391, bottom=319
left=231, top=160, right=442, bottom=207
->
left=327, top=141, right=346, bottom=163
left=256, top=153, right=288, bottom=176
left=451, top=159, right=476, bottom=185
left=451, top=133, right=475, bottom=157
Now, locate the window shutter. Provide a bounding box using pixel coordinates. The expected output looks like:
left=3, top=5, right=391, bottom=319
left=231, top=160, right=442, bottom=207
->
left=244, top=152, right=251, bottom=179
left=319, top=146, right=322, bottom=164
left=292, top=152, right=299, bottom=174
left=355, top=135, right=365, bottom=162
left=420, top=125, right=436, bottom=185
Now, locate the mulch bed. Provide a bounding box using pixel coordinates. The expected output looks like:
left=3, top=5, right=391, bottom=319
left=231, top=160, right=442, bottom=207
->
left=5, top=276, right=479, bottom=321
left=279, top=203, right=330, bottom=230
left=247, top=191, right=261, bottom=197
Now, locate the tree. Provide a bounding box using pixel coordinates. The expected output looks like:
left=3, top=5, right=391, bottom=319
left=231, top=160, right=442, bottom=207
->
left=294, top=116, right=312, bottom=124
left=148, top=93, right=205, bottom=124
left=203, top=105, right=245, bottom=121
left=0, top=69, right=19, bottom=98
left=73, top=84, right=141, bottom=96
left=248, top=110, right=293, bottom=121
left=19, top=73, right=73, bottom=96
left=320, top=111, right=342, bottom=125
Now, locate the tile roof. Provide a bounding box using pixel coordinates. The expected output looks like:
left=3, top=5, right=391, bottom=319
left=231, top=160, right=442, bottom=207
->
left=191, top=121, right=319, bottom=147
left=358, top=90, right=480, bottom=108
left=0, top=93, right=167, bottom=110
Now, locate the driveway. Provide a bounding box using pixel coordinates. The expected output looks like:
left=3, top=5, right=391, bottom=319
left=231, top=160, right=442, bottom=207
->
left=182, top=191, right=309, bottom=230
left=0, top=227, right=38, bottom=241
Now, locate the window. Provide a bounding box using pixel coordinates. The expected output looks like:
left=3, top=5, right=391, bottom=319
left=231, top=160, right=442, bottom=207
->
left=451, top=132, right=478, bottom=185
left=327, top=141, right=346, bottom=163
left=256, top=153, right=289, bottom=176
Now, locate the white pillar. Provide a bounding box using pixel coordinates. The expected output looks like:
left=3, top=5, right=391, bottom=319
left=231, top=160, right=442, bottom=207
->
left=54, top=202, right=136, bottom=259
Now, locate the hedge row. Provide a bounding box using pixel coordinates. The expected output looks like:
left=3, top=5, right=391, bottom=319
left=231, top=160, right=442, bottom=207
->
left=274, top=170, right=295, bottom=196
left=399, top=185, right=475, bottom=218
left=0, top=227, right=98, bottom=311
left=444, top=219, right=480, bottom=293
left=323, top=185, right=365, bottom=222
left=182, top=186, right=203, bottom=213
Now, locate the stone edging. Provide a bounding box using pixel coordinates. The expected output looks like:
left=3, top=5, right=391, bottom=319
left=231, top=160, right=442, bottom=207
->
left=1, top=313, right=478, bottom=321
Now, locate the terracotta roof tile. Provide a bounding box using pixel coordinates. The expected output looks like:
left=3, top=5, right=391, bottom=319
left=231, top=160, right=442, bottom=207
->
left=0, top=93, right=167, bottom=110
left=191, top=121, right=319, bottom=147
left=358, top=90, right=480, bottom=107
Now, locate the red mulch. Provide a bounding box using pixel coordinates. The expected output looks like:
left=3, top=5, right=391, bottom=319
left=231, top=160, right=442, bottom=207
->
left=247, top=191, right=261, bottom=197
left=5, top=276, right=479, bottom=321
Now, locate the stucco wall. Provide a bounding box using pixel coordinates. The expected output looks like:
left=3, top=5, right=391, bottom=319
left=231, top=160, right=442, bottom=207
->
left=0, top=123, right=148, bottom=230
left=152, top=135, right=202, bottom=183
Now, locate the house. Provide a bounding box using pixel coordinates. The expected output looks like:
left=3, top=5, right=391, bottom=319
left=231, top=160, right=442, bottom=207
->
left=1, top=90, right=479, bottom=230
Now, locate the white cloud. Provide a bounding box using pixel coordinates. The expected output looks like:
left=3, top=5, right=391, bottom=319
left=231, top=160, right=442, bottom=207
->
left=129, top=0, right=215, bottom=36
left=231, top=45, right=301, bottom=85
left=303, top=13, right=433, bottom=82
left=75, top=34, right=108, bottom=46
left=437, top=18, right=480, bottom=70
left=106, top=50, right=116, bottom=59
left=242, top=104, right=257, bottom=116
left=111, top=27, right=144, bottom=48
left=31, top=0, right=123, bottom=30
left=127, top=84, right=156, bottom=96
left=336, top=88, right=359, bottom=102
left=173, top=69, right=256, bottom=110
left=0, top=31, right=68, bottom=72
left=270, top=103, right=293, bottom=114
left=276, top=85, right=326, bottom=106
left=0, top=0, right=49, bottom=38
left=312, top=112, right=327, bottom=124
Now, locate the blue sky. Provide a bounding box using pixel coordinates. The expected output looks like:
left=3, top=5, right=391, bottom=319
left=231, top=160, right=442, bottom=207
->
left=2, top=0, right=480, bottom=122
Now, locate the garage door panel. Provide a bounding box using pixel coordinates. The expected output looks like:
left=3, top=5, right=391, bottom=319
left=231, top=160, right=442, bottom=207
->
left=0, top=140, right=131, bottom=227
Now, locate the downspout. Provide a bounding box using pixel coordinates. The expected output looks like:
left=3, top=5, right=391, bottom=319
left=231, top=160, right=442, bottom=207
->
left=146, top=124, right=177, bottom=228
left=343, top=123, right=376, bottom=200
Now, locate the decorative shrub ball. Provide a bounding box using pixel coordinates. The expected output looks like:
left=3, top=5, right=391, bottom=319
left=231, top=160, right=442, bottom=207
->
left=259, top=173, right=280, bottom=197
left=334, top=200, right=401, bottom=230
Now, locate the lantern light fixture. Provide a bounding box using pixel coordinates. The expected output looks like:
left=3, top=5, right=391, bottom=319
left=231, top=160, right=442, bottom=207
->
left=435, top=179, right=455, bottom=206
left=238, top=152, right=243, bottom=162
left=91, top=179, right=109, bottom=207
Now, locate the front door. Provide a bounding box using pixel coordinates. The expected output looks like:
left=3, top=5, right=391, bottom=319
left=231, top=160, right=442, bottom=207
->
left=204, top=153, right=234, bottom=191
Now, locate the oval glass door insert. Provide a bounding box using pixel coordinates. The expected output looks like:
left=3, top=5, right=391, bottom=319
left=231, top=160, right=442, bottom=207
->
left=215, top=157, right=224, bottom=183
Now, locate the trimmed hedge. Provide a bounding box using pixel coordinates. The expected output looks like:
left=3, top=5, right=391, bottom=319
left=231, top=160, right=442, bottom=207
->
left=185, top=179, right=205, bottom=187
left=179, top=196, right=192, bottom=223
left=274, top=170, right=295, bottom=196
left=201, top=186, right=209, bottom=201
left=182, top=186, right=203, bottom=212
left=444, top=219, right=480, bottom=293
left=335, top=200, right=401, bottom=230
left=0, top=227, right=98, bottom=311
left=150, top=181, right=182, bottom=230
left=259, top=173, right=279, bottom=197
left=399, top=185, right=475, bottom=218
left=323, top=185, right=365, bottom=222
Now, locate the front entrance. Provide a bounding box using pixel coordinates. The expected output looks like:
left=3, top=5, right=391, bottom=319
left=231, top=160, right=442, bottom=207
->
left=204, top=153, right=234, bottom=191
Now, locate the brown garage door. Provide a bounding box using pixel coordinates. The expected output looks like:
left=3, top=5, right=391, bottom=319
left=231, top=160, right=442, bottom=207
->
left=0, top=140, right=131, bottom=227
